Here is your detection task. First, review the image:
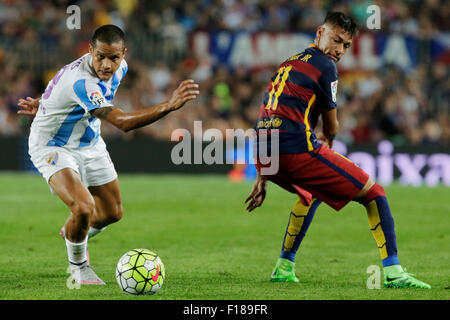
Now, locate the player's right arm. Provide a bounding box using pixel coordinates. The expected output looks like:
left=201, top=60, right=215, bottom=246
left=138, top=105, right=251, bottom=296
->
left=244, top=172, right=267, bottom=212
left=17, top=97, right=41, bottom=116
left=91, top=79, right=199, bottom=132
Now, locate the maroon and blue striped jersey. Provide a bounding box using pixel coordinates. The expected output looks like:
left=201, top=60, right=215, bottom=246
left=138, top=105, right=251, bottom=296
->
left=255, top=44, right=338, bottom=154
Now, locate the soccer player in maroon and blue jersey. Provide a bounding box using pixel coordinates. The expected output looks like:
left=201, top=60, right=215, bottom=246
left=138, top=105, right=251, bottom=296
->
left=245, top=12, right=430, bottom=288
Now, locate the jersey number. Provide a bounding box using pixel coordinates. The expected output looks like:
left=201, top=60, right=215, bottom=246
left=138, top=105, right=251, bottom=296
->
left=43, top=65, right=68, bottom=100
left=265, top=66, right=292, bottom=111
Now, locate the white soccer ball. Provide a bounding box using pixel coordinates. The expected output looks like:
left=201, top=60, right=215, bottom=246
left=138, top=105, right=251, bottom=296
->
left=116, top=248, right=165, bottom=295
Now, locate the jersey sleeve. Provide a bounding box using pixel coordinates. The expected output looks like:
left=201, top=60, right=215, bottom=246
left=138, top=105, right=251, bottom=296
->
left=119, top=59, right=128, bottom=80
left=73, top=79, right=112, bottom=112
left=317, top=61, right=338, bottom=110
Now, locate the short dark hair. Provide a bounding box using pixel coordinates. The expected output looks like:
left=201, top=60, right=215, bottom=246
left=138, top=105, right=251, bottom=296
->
left=324, top=12, right=358, bottom=37
left=91, top=24, right=126, bottom=48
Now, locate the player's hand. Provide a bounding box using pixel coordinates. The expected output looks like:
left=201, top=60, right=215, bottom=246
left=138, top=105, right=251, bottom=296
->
left=167, top=79, right=200, bottom=111
left=17, top=97, right=39, bottom=116
left=316, top=132, right=334, bottom=148
left=244, top=176, right=267, bottom=212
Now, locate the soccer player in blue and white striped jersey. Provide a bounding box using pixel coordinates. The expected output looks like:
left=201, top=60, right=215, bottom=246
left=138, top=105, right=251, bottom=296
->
left=18, top=25, right=199, bottom=285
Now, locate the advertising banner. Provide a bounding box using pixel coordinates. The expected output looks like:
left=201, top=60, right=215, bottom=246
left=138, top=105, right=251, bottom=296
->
left=191, top=31, right=450, bottom=71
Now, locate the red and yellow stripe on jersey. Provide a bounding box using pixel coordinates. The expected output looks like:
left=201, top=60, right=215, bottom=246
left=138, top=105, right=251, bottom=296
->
left=255, top=44, right=338, bottom=154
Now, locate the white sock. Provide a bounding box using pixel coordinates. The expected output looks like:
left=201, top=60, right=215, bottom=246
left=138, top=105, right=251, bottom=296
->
left=88, top=226, right=106, bottom=239
left=66, top=236, right=88, bottom=267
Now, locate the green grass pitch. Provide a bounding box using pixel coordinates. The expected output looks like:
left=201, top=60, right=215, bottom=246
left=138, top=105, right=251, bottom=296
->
left=0, top=172, right=448, bottom=300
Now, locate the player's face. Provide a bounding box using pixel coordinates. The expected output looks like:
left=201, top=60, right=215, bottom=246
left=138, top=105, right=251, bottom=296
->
left=89, top=40, right=127, bottom=81
left=315, top=24, right=353, bottom=63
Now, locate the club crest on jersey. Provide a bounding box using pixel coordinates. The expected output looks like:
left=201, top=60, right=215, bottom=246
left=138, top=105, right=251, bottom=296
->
left=272, top=118, right=283, bottom=128
left=331, top=80, right=338, bottom=103
left=46, top=152, right=59, bottom=166
left=89, top=91, right=105, bottom=105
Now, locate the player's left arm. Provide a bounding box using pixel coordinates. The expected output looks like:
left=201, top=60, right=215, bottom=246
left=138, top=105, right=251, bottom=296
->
left=321, top=108, right=339, bottom=148
left=91, top=79, right=199, bottom=132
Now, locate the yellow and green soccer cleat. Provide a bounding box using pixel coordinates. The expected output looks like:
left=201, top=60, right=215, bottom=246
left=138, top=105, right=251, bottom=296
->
left=383, top=265, right=431, bottom=289
left=270, top=258, right=299, bottom=283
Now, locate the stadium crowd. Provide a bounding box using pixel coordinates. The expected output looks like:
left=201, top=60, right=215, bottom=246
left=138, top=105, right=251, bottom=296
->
left=0, top=0, right=448, bottom=147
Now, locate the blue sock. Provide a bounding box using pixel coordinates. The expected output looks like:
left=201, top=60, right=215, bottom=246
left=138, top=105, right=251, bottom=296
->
left=362, top=183, right=399, bottom=267
left=280, top=199, right=321, bottom=263
left=382, top=255, right=400, bottom=267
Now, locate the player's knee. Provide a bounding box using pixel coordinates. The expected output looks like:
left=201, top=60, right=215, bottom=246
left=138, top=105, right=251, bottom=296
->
left=358, top=182, right=386, bottom=205
left=102, top=201, right=123, bottom=224
left=110, top=203, right=123, bottom=223
left=70, top=199, right=95, bottom=220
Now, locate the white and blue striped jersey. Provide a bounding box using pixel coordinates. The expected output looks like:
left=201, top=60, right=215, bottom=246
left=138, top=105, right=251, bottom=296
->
left=30, top=53, right=128, bottom=149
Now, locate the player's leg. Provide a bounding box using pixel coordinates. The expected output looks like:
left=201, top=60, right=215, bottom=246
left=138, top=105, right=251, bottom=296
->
left=354, top=178, right=399, bottom=267
left=271, top=197, right=321, bottom=282
left=49, top=168, right=94, bottom=244
left=305, top=146, right=430, bottom=288
left=49, top=168, right=105, bottom=284
left=68, top=139, right=122, bottom=240
left=274, top=146, right=430, bottom=288
left=60, top=179, right=122, bottom=239
left=88, top=178, right=123, bottom=232
left=280, top=147, right=395, bottom=265
left=355, top=178, right=431, bottom=288
left=280, top=198, right=321, bottom=262
left=309, top=147, right=430, bottom=288
left=258, top=174, right=318, bottom=282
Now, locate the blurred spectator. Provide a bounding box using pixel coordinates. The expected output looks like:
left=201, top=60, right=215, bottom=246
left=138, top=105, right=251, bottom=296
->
left=0, top=0, right=448, bottom=149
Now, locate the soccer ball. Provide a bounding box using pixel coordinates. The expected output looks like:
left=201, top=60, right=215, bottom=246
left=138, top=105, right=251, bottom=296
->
left=116, top=248, right=165, bottom=295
